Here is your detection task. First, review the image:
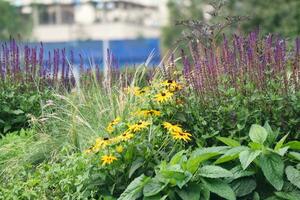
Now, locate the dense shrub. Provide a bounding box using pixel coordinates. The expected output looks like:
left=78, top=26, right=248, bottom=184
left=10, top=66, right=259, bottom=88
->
left=0, top=84, right=53, bottom=134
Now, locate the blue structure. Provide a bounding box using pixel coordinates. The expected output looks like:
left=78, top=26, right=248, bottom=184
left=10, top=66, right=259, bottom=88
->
left=30, top=38, right=161, bottom=67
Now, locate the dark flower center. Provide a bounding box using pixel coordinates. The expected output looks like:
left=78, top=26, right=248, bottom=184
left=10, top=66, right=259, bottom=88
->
left=137, top=122, right=142, bottom=125
left=167, top=80, right=173, bottom=84
left=161, top=92, right=166, bottom=96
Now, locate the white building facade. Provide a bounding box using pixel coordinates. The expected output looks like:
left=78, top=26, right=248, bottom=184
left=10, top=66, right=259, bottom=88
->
left=9, top=0, right=169, bottom=42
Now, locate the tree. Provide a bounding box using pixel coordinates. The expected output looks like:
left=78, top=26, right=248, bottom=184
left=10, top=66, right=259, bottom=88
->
left=162, top=0, right=300, bottom=51
left=0, top=1, right=32, bottom=40
left=226, top=0, right=300, bottom=38
left=161, top=0, right=204, bottom=52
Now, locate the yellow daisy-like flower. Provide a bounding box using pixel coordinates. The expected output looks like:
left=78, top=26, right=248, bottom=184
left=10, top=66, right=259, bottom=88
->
left=128, top=121, right=151, bottom=133
left=106, top=117, right=121, bottom=133
left=136, top=110, right=161, bottom=117
left=171, top=131, right=192, bottom=142
left=118, top=131, right=134, bottom=141
left=125, top=86, right=149, bottom=96
left=163, top=122, right=183, bottom=133
left=154, top=91, right=173, bottom=103
left=101, top=155, right=117, bottom=165
left=125, top=86, right=140, bottom=94
left=92, top=137, right=110, bottom=152
left=116, top=145, right=124, bottom=153
left=135, top=87, right=150, bottom=96
left=161, top=80, right=183, bottom=92
left=84, top=147, right=93, bottom=154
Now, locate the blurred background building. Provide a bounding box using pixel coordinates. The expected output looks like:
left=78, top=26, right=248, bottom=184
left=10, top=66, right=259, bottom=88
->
left=7, top=0, right=169, bottom=66
left=11, top=0, right=169, bottom=42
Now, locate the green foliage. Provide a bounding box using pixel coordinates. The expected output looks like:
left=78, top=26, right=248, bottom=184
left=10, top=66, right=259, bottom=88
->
left=162, top=0, right=204, bottom=51
left=0, top=84, right=53, bottom=134
left=120, top=124, right=300, bottom=200
left=0, top=1, right=32, bottom=40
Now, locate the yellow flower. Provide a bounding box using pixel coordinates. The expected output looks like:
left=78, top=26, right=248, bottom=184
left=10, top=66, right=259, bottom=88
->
left=171, top=131, right=192, bottom=142
left=119, top=131, right=134, bottom=141
left=116, top=145, right=124, bottom=153
left=136, top=87, right=150, bottom=96
left=106, top=117, right=121, bottom=133
left=125, top=87, right=149, bottom=96
left=136, top=110, right=161, bottom=117
left=101, top=155, right=117, bottom=165
left=92, top=137, right=110, bottom=152
left=128, top=121, right=151, bottom=133
left=154, top=91, right=173, bottom=103
left=163, top=122, right=183, bottom=133
left=125, top=86, right=140, bottom=95
left=161, top=80, right=183, bottom=92
left=84, top=147, right=93, bottom=154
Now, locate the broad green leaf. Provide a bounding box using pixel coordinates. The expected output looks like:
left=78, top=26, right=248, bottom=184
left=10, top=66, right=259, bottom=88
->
left=285, top=166, right=300, bottom=189
left=129, top=158, right=144, bottom=178
left=118, top=175, right=150, bottom=200
left=264, top=121, right=278, bottom=145
left=170, top=150, right=186, bottom=165
left=230, top=165, right=256, bottom=180
left=160, top=165, right=192, bottom=189
left=143, top=179, right=168, bottom=197
left=288, top=152, right=300, bottom=161
left=197, top=165, right=233, bottom=178
left=200, top=184, right=210, bottom=200
left=253, top=192, right=260, bottom=200
left=249, top=124, right=268, bottom=144
left=259, top=153, right=284, bottom=191
left=216, top=137, right=240, bottom=147
left=275, top=147, right=289, bottom=156
left=187, top=147, right=228, bottom=173
left=231, top=177, right=256, bottom=197
left=275, top=191, right=300, bottom=200
left=214, top=146, right=248, bottom=164
left=274, top=134, right=289, bottom=151
left=202, top=178, right=236, bottom=200
left=11, top=109, right=24, bottom=115
left=175, top=183, right=201, bottom=200
left=239, top=150, right=261, bottom=170
left=284, top=141, right=300, bottom=150
left=249, top=142, right=264, bottom=150
left=143, top=195, right=168, bottom=200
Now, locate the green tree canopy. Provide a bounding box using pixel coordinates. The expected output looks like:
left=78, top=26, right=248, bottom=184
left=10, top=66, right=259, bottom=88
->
left=162, top=0, right=300, bottom=51
left=0, top=1, right=31, bottom=40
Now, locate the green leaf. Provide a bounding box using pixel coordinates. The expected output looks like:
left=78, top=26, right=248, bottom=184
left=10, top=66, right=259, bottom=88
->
left=143, top=178, right=168, bottom=197
left=143, top=195, right=168, bottom=200
left=264, top=121, right=278, bottom=145
left=249, top=124, right=268, bottom=144
left=231, top=177, right=256, bottom=197
left=160, top=165, right=192, bottom=189
left=118, top=175, right=150, bottom=200
left=214, top=146, right=248, bottom=164
left=170, top=150, right=186, bottom=165
left=275, top=191, right=300, bottom=200
left=285, top=166, right=300, bottom=189
left=284, top=141, right=300, bottom=150
left=274, top=134, right=289, bottom=151
left=288, top=152, right=300, bottom=161
left=197, top=165, right=233, bottom=178
left=128, top=158, right=144, bottom=178
left=202, top=178, right=236, bottom=200
left=216, top=137, right=240, bottom=147
left=11, top=109, right=24, bottom=115
left=175, top=183, right=201, bottom=200
left=239, top=150, right=261, bottom=170
left=187, top=147, right=228, bottom=173
left=230, top=165, right=256, bottom=180
left=259, top=153, right=284, bottom=190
